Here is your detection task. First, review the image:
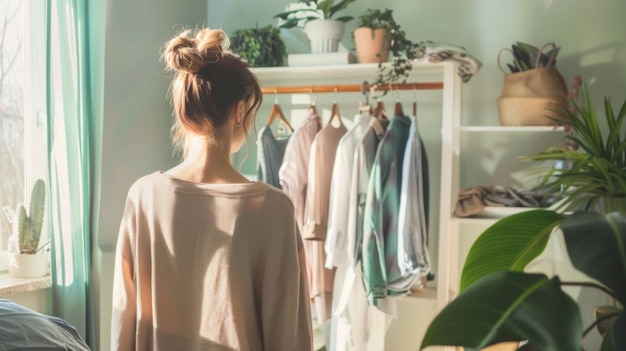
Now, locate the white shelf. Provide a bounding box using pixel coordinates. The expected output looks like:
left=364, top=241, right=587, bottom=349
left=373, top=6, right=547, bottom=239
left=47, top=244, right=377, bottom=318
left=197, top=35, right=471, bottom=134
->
left=406, top=286, right=437, bottom=302
left=459, top=125, right=566, bottom=132
left=450, top=216, right=500, bottom=225
left=251, top=61, right=447, bottom=82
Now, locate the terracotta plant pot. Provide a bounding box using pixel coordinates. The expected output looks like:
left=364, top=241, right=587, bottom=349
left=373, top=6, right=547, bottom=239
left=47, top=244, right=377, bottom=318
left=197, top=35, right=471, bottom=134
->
left=304, top=19, right=345, bottom=53
left=8, top=252, right=49, bottom=278
left=353, top=27, right=391, bottom=64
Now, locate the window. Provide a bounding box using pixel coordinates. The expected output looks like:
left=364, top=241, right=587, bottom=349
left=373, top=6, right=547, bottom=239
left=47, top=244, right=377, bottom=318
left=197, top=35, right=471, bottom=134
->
left=0, top=0, right=47, bottom=254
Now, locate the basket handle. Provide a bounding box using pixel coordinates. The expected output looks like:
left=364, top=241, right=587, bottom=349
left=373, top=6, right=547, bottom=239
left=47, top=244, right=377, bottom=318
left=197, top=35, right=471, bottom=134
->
left=497, top=48, right=522, bottom=74
left=535, top=42, right=558, bottom=68
left=498, top=42, right=559, bottom=74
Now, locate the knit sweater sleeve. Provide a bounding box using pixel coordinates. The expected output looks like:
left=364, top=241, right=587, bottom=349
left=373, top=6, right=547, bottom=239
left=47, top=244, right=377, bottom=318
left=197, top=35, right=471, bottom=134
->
left=261, top=200, right=313, bottom=351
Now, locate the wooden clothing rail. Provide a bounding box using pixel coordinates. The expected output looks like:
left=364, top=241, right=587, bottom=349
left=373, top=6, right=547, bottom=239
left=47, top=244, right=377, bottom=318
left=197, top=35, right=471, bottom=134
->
left=260, top=81, right=444, bottom=95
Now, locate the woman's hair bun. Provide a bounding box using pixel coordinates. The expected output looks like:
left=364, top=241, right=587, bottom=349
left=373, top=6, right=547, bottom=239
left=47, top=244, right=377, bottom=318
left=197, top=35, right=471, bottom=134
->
left=163, top=28, right=229, bottom=74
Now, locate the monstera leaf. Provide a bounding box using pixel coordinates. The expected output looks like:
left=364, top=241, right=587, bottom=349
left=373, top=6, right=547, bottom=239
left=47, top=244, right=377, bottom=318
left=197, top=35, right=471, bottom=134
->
left=460, top=210, right=565, bottom=291
left=560, top=211, right=626, bottom=349
left=425, top=210, right=626, bottom=350
left=421, top=271, right=582, bottom=351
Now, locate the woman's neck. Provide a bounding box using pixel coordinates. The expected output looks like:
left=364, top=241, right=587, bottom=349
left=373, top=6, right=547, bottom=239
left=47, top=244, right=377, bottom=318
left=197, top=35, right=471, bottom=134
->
left=166, top=136, right=250, bottom=184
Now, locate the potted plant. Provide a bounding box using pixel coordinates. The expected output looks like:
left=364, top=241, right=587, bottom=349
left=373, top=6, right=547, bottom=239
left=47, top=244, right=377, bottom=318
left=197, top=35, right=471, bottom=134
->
left=229, top=25, right=286, bottom=67
left=523, top=75, right=626, bottom=213
left=352, top=8, right=395, bottom=64
left=274, top=0, right=357, bottom=53
left=359, top=12, right=427, bottom=92
left=420, top=209, right=626, bottom=350
left=6, top=179, right=48, bottom=278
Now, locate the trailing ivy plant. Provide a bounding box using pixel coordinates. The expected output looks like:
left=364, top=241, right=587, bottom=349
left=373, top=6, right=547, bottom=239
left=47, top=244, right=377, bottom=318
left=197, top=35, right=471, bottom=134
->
left=357, top=8, right=428, bottom=93
left=229, top=25, right=286, bottom=67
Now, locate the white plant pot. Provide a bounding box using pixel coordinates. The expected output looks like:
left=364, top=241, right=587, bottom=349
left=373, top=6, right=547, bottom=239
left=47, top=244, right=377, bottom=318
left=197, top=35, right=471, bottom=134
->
left=8, top=252, right=49, bottom=278
left=304, top=19, right=345, bottom=53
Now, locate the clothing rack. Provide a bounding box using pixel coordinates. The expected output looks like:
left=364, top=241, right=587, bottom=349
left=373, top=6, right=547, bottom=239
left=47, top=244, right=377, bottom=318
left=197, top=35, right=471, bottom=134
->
left=260, top=81, right=444, bottom=95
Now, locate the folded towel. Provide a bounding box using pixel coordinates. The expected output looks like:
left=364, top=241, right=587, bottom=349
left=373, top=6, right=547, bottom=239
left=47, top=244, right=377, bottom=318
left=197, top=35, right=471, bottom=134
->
left=413, top=42, right=482, bottom=83
left=453, top=185, right=543, bottom=217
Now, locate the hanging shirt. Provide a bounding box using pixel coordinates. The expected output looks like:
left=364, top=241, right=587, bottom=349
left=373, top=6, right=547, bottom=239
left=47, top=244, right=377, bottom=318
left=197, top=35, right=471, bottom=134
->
left=325, top=113, right=373, bottom=269
left=331, top=117, right=389, bottom=351
left=278, top=108, right=322, bottom=322
left=279, top=108, right=322, bottom=234
left=346, top=118, right=388, bottom=269
left=393, top=115, right=431, bottom=293
left=362, top=114, right=414, bottom=310
left=303, top=121, right=348, bottom=241
left=303, top=118, right=347, bottom=324
left=324, top=113, right=372, bottom=351
left=257, top=125, right=290, bottom=189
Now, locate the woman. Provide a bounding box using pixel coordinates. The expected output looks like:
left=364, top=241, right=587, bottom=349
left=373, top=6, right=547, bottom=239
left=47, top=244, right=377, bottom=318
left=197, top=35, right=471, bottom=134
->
left=111, top=27, right=312, bottom=351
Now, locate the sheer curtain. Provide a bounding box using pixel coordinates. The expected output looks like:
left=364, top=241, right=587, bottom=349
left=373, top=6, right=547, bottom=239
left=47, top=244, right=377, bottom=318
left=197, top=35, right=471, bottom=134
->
left=46, top=0, right=98, bottom=346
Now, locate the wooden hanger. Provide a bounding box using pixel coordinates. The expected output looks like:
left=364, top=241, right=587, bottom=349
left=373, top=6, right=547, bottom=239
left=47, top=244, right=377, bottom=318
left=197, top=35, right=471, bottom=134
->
left=328, top=101, right=345, bottom=128
left=266, top=93, right=294, bottom=133
left=394, top=98, right=404, bottom=116
left=392, top=83, right=404, bottom=116
left=327, top=87, right=345, bottom=128
left=373, top=98, right=388, bottom=120
left=308, top=89, right=319, bottom=115
left=412, top=85, right=418, bottom=117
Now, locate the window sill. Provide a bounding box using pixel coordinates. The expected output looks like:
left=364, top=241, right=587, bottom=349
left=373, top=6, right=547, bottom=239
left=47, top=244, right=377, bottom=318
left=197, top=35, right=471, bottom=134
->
left=0, top=272, right=51, bottom=297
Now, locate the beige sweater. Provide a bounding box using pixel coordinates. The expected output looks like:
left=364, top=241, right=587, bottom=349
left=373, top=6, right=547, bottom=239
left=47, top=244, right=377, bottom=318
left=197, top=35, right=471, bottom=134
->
left=111, top=172, right=313, bottom=351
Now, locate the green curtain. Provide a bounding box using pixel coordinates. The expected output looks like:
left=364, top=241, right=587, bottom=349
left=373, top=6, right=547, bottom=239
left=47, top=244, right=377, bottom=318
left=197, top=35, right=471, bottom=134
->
left=46, top=0, right=97, bottom=346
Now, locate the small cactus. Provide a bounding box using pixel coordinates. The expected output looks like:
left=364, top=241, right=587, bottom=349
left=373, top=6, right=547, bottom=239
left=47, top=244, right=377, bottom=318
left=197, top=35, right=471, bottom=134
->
left=13, top=179, right=46, bottom=254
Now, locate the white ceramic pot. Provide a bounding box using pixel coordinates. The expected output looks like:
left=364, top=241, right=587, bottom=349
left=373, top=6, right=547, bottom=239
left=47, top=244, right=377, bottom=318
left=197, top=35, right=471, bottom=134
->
left=8, top=252, right=49, bottom=278
left=304, top=19, right=345, bottom=53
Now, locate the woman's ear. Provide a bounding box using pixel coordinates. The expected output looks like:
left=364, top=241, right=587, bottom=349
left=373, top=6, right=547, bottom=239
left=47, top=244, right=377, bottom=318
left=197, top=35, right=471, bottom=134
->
left=234, top=100, right=246, bottom=126
left=237, top=100, right=246, bottom=118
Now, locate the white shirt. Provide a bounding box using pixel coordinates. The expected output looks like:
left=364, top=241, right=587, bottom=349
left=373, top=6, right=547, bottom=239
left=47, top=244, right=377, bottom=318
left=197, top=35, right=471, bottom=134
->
left=331, top=118, right=389, bottom=351
left=325, top=113, right=373, bottom=269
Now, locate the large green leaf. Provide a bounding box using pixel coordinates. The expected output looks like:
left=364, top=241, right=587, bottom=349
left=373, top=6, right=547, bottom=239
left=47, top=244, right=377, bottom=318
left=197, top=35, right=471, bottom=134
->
left=611, top=312, right=626, bottom=350
left=421, top=272, right=582, bottom=351
left=560, top=211, right=626, bottom=303
left=460, top=210, right=565, bottom=291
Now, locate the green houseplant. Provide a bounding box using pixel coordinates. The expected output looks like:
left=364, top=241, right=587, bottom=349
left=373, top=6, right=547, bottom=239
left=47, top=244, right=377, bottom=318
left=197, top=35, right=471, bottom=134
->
left=352, top=8, right=395, bottom=64
left=274, top=0, right=357, bottom=53
left=274, top=0, right=356, bottom=28
left=6, top=178, right=49, bottom=278
left=353, top=9, right=427, bottom=91
left=420, top=209, right=626, bottom=351
left=523, top=76, right=626, bottom=213
left=229, top=25, right=286, bottom=67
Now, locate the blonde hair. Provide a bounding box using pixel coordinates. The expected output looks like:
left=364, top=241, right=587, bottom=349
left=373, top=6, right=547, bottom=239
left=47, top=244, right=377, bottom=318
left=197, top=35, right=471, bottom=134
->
left=162, top=28, right=262, bottom=153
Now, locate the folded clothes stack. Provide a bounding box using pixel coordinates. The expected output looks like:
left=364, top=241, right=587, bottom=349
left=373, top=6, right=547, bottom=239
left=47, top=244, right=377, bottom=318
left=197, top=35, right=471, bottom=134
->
left=453, top=185, right=550, bottom=218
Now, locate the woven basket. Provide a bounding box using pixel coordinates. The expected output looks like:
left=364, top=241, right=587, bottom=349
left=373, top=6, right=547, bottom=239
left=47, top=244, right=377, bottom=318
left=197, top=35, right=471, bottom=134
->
left=497, top=43, right=568, bottom=126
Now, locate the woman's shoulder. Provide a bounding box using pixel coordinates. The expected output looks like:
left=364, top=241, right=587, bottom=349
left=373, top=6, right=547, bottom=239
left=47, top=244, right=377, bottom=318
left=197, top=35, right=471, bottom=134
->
left=125, top=172, right=160, bottom=195
left=257, top=183, right=295, bottom=211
